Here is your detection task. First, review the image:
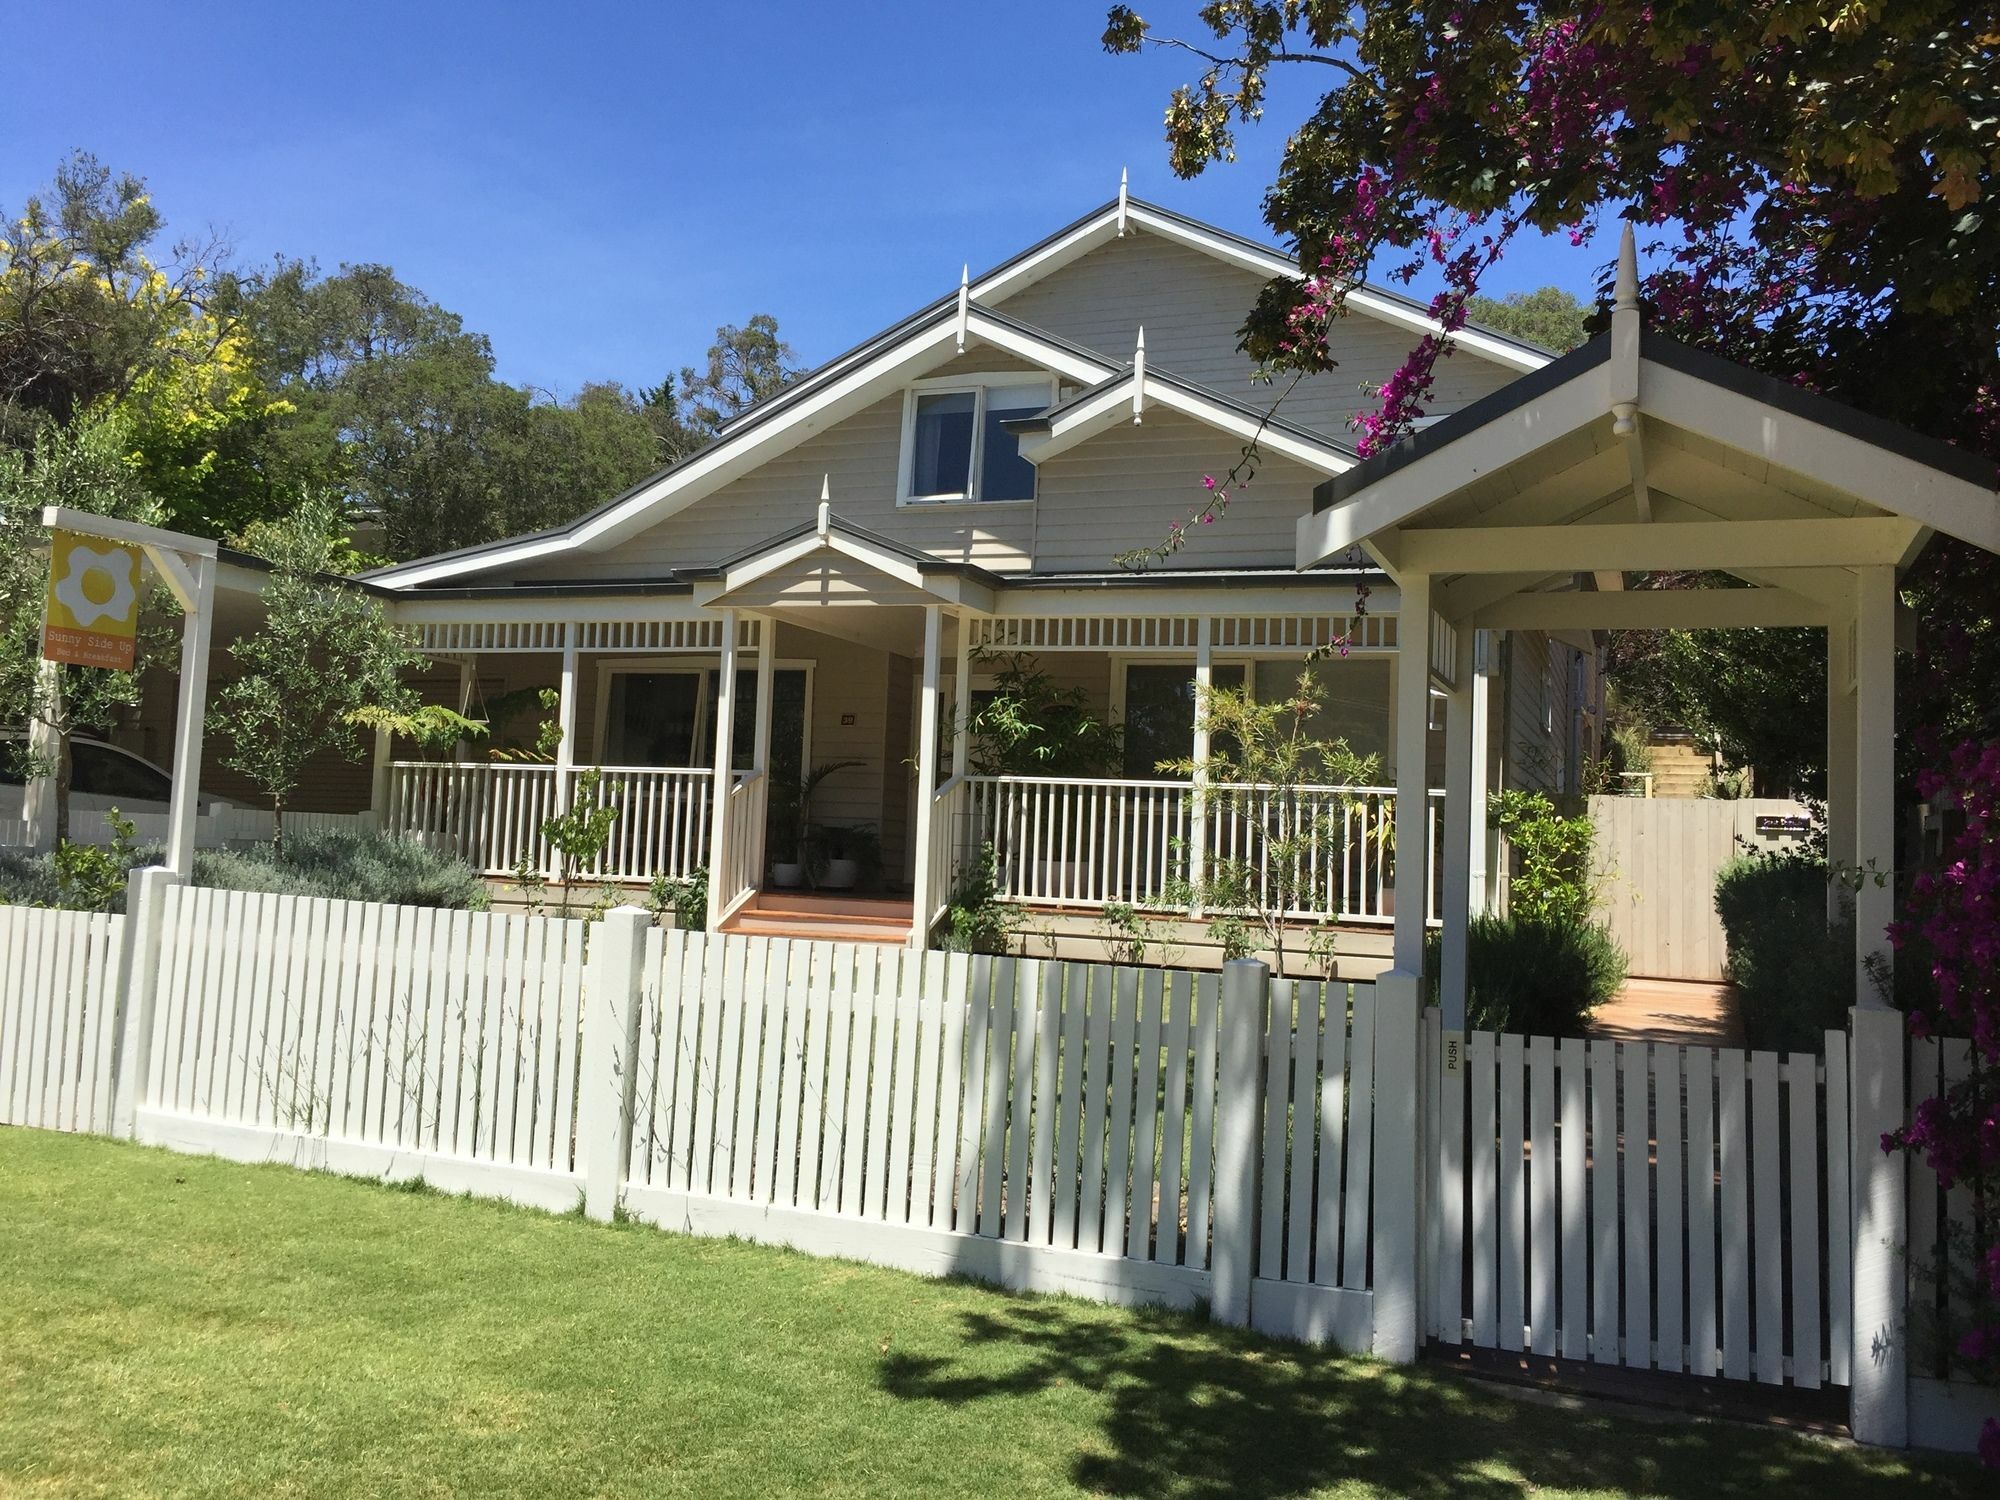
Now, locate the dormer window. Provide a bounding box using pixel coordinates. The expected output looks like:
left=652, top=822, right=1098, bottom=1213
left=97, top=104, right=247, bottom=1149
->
left=899, top=374, right=1054, bottom=504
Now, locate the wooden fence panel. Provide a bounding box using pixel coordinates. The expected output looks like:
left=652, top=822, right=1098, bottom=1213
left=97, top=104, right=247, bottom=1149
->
left=1589, top=795, right=1811, bottom=980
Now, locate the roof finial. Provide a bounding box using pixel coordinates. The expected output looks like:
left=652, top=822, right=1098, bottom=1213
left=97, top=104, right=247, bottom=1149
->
left=956, top=263, right=970, bottom=352
left=817, top=475, right=831, bottom=538
left=1132, top=326, right=1146, bottom=424
left=1117, top=167, right=1130, bottom=236
left=1613, top=222, right=1640, bottom=314
left=1610, top=222, right=1641, bottom=434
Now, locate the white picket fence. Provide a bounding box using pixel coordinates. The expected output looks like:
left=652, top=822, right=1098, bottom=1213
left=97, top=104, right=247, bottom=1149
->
left=1, top=878, right=1979, bottom=1446
left=1427, top=1016, right=1854, bottom=1390
left=618, top=935, right=1377, bottom=1338
left=3, top=877, right=1385, bottom=1346
left=1, top=904, right=127, bottom=1134
left=136, top=886, right=592, bottom=1207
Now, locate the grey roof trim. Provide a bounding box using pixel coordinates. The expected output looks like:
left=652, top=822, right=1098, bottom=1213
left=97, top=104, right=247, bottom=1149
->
left=1126, top=198, right=1559, bottom=364
left=1004, top=364, right=1360, bottom=460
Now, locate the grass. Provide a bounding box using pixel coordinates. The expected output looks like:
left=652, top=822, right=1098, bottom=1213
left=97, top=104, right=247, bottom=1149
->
left=0, top=1131, right=1981, bottom=1499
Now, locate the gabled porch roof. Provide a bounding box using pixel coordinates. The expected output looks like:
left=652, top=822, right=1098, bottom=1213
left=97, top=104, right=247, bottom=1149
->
left=1296, top=231, right=2000, bottom=625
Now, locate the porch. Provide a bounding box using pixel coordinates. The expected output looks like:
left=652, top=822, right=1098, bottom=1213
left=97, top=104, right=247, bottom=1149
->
left=375, top=510, right=1449, bottom=948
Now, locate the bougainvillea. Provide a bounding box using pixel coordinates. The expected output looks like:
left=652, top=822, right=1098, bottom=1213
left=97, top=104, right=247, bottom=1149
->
left=1886, top=739, right=2000, bottom=1460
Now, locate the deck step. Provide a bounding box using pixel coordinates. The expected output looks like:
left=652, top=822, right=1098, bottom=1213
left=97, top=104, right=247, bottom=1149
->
left=720, top=913, right=911, bottom=944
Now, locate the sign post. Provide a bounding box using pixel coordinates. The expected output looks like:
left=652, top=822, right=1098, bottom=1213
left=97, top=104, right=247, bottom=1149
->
left=39, top=507, right=217, bottom=877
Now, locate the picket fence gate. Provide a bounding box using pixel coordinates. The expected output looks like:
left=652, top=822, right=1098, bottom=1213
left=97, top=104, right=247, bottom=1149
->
left=1425, top=1014, right=1854, bottom=1392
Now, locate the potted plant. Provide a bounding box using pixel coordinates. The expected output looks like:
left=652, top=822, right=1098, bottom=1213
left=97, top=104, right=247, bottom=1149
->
left=769, top=759, right=861, bottom=888
left=808, top=821, right=881, bottom=891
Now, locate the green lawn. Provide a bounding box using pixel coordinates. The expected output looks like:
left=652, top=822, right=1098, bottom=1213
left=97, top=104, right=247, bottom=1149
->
left=0, top=1131, right=1978, bottom=1499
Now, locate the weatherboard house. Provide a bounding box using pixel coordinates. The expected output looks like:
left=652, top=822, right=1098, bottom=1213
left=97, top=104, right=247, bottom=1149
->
left=343, top=187, right=1993, bottom=998
left=356, top=193, right=1598, bottom=959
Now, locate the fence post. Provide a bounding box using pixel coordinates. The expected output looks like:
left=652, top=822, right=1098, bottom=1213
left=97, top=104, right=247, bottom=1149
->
left=1849, top=1003, right=1908, bottom=1447
left=1210, top=957, right=1268, bottom=1328
left=1371, top=969, right=1424, bottom=1362
left=110, top=865, right=181, bottom=1138
left=578, top=906, right=649, bottom=1222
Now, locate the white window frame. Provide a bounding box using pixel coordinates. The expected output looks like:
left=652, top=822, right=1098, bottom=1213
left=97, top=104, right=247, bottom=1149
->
left=896, top=371, right=1058, bottom=507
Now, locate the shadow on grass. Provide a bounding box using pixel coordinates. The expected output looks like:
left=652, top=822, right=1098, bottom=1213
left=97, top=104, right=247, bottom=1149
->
left=878, top=1300, right=1967, bottom=1500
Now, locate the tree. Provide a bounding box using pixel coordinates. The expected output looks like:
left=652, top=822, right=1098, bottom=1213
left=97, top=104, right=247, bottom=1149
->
left=639, top=315, right=803, bottom=464
left=1465, top=287, right=1589, bottom=353
left=207, top=493, right=428, bottom=852
left=1158, top=670, right=1381, bottom=977
left=0, top=407, right=169, bottom=843
left=0, top=153, right=290, bottom=538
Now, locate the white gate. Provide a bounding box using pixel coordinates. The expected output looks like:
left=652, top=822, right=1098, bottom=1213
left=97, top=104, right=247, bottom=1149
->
left=1589, top=795, right=1810, bottom=980
left=1427, top=1013, right=1852, bottom=1390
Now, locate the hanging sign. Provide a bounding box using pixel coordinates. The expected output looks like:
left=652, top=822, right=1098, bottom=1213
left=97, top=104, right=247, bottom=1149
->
left=42, top=529, right=142, bottom=670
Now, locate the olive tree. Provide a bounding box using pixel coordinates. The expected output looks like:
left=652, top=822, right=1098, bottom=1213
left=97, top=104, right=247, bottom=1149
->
left=207, top=494, right=427, bottom=852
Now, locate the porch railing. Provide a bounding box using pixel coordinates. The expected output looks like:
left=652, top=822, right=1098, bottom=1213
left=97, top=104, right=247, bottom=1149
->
left=923, top=774, right=972, bottom=932
left=957, top=776, right=1447, bottom=926
left=385, top=763, right=714, bottom=882
left=714, top=770, right=767, bottom=921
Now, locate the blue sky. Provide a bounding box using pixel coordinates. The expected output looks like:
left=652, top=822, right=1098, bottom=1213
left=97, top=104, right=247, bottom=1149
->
left=10, top=2, right=1601, bottom=395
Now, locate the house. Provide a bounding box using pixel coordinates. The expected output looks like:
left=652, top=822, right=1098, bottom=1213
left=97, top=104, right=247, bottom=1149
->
left=353, top=192, right=1604, bottom=959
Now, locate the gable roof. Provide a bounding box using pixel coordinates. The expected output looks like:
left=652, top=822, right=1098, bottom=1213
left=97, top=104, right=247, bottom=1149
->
left=1006, top=364, right=1357, bottom=475
left=1297, top=322, right=2000, bottom=580
left=371, top=195, right=1552, bottom=591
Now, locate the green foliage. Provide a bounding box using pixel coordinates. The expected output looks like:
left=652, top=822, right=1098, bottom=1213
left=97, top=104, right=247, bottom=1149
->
left=208, top=493, right=429, bottom=850
left=806, top=821, right=881, bottom=888
left=647, top=867, right=709, bottom=930
left=1490, top=790, right=1597, bottom=928
left=1607, top=612, right=1825, bottom=797
left=1464, top=287, right=1590, bottom=353
left=0, top=826, right=488, bottom=911
left=769, top=758, right=862, bottom=871
left=1714, top=853, right=1854, bottom=1051
left=965, top=653, right=1124, bottom=777
left=540, top=767, right=619, bottom=916
left=941, top=843, right=1019, bottom=955
left=243, top=265, right=801, bottom=560
left=348, top=701, right=486, bottom=760
left=1159, top=671, right=1382, bottom=977
left=639, top=315, right=804, bottom=464
left=1428, top=916, right=1627, bottom=1037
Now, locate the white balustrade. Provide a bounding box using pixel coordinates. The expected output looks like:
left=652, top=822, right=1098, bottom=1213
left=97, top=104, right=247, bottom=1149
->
left=959, top=776, right=1449, bottom=926
left=714, top=770, right=767, bottom=918
left=386, top=763, right=714, bottom=883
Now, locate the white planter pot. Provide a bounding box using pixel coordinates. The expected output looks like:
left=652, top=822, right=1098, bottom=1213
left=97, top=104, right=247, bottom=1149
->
left=820, top=857, right=860, bottom=891
left=772, top=861, right=805, bottom=889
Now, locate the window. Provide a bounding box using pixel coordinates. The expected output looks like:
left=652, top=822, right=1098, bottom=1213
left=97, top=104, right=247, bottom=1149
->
left=901, top=376, right=1051, bottom=504
left=70, top=743, right=170, bottom=801
left=1120, top=658, right=1391, bottom=780
left=604, top=671, right=704, bottom=766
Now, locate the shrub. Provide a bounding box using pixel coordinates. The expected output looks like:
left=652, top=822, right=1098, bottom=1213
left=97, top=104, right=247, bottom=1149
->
left=647, top=867, right=708, bottom=929
left=1713, top=853, right=1852, bottom=1051
left=0, top=828, right=490, bottom=912
left=941, top=843, right=1018, bottom=955
left=1428, top=915, right=1627, bottom=1037
left=244, top=829, right=491, bottom=908
left=1491, top=790, right=1598, bottom=927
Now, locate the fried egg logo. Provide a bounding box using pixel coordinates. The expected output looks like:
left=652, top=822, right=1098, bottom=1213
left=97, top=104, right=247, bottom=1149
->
left=53, top=543, right=137, bottom=630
